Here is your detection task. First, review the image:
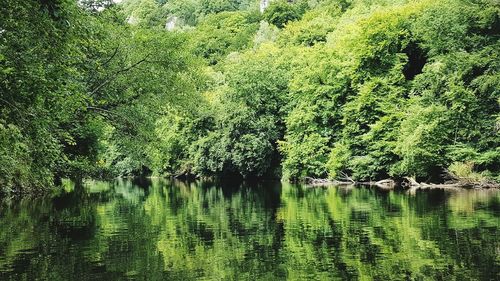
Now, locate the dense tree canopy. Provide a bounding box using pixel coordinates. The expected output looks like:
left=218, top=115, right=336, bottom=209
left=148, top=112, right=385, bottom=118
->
left=1, top=0, right=499, bottom=192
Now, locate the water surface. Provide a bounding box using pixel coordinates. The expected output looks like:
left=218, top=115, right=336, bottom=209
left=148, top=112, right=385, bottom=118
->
left=0, top=179, right=499, bottom=280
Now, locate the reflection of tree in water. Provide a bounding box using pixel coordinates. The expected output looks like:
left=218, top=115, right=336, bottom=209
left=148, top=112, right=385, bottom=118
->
left=0, top=181, right=498, bottom=280
left=0, top=180, right=165, bottom=280
left=277, top=185, right=500, bottom=280
left=146, top=179, right=286, bottom=280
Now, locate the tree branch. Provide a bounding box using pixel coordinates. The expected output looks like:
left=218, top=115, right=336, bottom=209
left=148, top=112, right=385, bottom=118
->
left=89, top=54, right=151, bottom=97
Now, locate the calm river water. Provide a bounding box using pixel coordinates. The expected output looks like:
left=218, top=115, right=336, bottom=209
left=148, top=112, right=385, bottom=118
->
left=0, top=179, right=498, bottom=280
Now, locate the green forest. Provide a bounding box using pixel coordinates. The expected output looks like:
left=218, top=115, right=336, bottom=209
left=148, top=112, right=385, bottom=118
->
left=1, top=0, right=499, bottom=193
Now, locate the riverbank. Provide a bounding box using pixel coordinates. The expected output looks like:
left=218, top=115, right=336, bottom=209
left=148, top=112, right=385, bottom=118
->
left=304, top=177, right=500, bottom=190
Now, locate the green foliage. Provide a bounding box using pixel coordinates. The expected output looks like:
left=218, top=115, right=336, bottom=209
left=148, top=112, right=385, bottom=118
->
left=0, top=0, right=203, bottom=191
left=391, top=104, right=449, bottom=178
left=0, top=0, right=98, bottom=192
left=198, top=0, right=243, bottom=14
left=146, top=113, right=191, bottom=176
left=162, top=0, right=199, bottom=25
left=448, top=161, right=486, bottom=183
left=278, top=0, right=499, bottom=182
left=122, top=0, right=258, bottom=27
left=254, top=21, right=280, bottom=47
left=0, top=122, right=31, bottom=191
left=326, top=142, right=351, bottom=179
left=280, top=132, right=330, bottom=179
left=190, top=11, right=260, bottom=65
left=191, top=45, right=291, bottom=178
left=95, top=28, right=204, bottom=176
left=1, top=0, right=499, bottom=191
left=263, top=0, right=302, bottom=28
left=278, top=5, right=341, bottom=46
left=124, top=0, right=168, bottom=26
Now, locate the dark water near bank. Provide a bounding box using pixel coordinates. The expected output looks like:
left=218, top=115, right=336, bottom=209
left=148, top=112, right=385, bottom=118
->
left=0, top=180, right=499, bottom=281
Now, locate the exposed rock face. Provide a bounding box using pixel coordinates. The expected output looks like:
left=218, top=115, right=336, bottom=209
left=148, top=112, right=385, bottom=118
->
left=126, top=16, right=137, bottom=25
left=165, top=16, right=178, bottom=31
left=260, top=0, right=270, bottom=13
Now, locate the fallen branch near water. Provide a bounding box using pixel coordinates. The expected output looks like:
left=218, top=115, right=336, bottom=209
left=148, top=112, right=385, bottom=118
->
left=303, top=176, right=500, bottom=189
left=304, top=177, right=354, bottom=187
left=400, top=177, right=500, bottom=189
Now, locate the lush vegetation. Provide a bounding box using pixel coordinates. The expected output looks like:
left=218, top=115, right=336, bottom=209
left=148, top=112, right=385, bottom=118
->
left=1, top=0, right=499, bottom=192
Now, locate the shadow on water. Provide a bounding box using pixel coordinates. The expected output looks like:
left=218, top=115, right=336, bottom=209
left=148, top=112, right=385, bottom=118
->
left=0, top=179, right=499, bottom=280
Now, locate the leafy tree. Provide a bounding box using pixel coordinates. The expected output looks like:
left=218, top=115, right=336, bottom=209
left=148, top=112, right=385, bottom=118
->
left=1, top=0, right=499, bottom=191
left=263, top=0, right=301, bottom=28
left=192, top=44, right=291, bottom=178
left=190, top=11, right=260, bottom=65
left=0, top=0, right=99, bottom=191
